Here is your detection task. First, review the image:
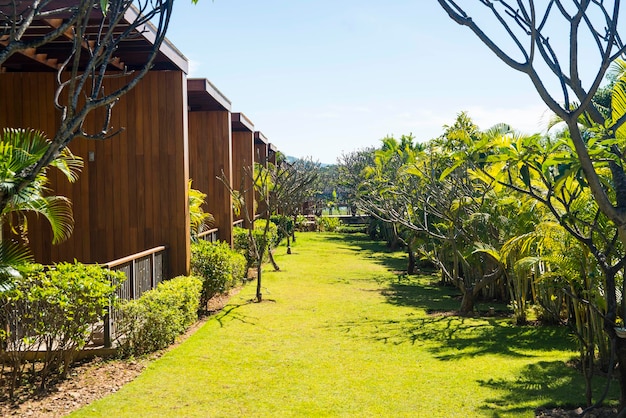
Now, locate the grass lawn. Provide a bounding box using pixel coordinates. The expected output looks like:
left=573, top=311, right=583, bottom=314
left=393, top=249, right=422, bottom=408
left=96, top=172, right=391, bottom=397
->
left=71, top=232, right=613, bottom=417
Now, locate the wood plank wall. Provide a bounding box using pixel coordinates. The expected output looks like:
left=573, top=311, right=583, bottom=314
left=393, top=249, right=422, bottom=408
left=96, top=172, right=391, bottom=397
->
left=254, top=142, right=269, bottom=216
left=232, top=131, right=255, bottom=226
left=255, top=143, right=268, bottom=166
left=188, top=111, right=234, bottom=245
left=0, top=71, right=190, bottom=277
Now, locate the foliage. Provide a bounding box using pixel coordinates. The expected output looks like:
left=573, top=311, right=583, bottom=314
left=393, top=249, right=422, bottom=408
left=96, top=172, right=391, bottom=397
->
left=190, top=241, right=246, bottom=307
left=0, top=128, right=82, bottom=244
left=437, top=3, right=626, bottom=406
left=188, top=180, right=214, bottom=242
left=270, top=214, right=294, bottom=243
left=0, top=262, right=122, bottom=396
left=233, top=224, right=278, bottom=268
left=336, top=224, right=367, bottom=234
left=116, top=275, right=202, bottom=357
left=316, top=216, right=341, bottom=232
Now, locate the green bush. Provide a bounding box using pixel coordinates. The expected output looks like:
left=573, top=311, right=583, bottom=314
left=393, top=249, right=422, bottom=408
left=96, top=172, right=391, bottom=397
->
left=270, top=214, right=294, bottom=242
left=337, top=225, right=367, bottom=234
left=316, top=216, right=341, bottom=232
left=233, top=222, right=278, bottom=267
left=116, top=275, right=202, bottom=357
left=0, top=262, right=123, bottom=394
left=191, top=240, right=247, bottom=307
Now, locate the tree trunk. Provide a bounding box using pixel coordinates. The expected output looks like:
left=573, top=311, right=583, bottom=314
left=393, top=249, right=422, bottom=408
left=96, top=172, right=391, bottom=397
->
left=268, top=248, right=280, bottom=271
left=459, top=285, right=474, bottom=315
left=256, top=264, right=262, bottom=302
left=407, top=246, right=415, bottom=275
left=615, top=337, right=626, bottom=412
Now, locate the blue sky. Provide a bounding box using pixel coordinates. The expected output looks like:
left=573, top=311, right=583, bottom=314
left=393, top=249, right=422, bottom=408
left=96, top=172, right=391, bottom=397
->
left=165, top=1, right=590, bottom=164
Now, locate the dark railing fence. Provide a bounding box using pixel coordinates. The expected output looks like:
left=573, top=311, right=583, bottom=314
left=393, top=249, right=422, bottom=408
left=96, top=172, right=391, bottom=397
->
left=103, top=246, right=167, bottom=347
left=197, top=227, right=218, bottom=242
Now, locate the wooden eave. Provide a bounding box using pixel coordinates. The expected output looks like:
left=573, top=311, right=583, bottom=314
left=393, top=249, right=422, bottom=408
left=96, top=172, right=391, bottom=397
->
left=269, top=143, right=278, bottom=153
left=231, top=112, right=254, bottom=132
left=187, top=78, right=232, bottom=112
left=0, top=2, right=188, bottom=73
left=254, top=131, right=268, bottom=145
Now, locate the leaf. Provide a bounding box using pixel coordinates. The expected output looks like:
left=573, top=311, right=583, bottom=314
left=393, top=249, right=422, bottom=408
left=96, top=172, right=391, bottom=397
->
left=100, top=0, right=109, bottom=14
left=520, top=164, right=531, bottom=187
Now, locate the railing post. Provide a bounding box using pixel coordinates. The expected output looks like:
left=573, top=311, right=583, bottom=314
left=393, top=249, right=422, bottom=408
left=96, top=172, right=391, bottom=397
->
left=130, top=259, right=136, bottom=299
left=151, top=252, right=156, bottom=289
left=104, top=302, right=112, bottom=348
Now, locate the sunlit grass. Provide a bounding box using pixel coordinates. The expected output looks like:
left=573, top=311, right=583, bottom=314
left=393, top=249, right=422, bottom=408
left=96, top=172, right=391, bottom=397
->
left=71, top=232, right=614, bottom=417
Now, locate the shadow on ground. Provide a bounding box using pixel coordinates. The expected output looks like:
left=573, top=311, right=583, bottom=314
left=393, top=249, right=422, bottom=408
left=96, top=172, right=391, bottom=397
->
left=477, top=360, right=594, bottom=417
left=213, top=302, right=258, bottom=328
left=323, top=233, right=408, bottom=273
left=326, top=233, right=598, bottom=413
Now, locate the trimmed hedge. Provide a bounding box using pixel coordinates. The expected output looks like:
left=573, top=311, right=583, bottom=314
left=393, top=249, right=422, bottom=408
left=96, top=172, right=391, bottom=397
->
left=116, top=275, right=202, bottom=357
left=0, top=262, right=123, bottom=395
left=190, top=240, right=247, bottom=307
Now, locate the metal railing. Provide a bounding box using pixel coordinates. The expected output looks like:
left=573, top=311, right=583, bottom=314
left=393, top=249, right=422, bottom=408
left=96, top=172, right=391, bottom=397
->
left=233, top=219, right=244, bottom=228
left=197, top=228, right=219, bottom=242
left=103, top=246, right=167, bottom=347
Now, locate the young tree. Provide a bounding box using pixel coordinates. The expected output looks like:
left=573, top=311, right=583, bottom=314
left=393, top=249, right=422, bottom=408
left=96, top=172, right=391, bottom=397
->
left=274, top=157, right=320, bottom=251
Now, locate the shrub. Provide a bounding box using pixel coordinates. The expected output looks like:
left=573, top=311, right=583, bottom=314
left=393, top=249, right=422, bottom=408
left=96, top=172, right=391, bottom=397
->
left=337, top=225, right=367, bottom=234
left=0, top=262, right=123, bottom=395
left=294, top=214, right=308, bottom=231
left=116, top=275, right=202, bottom=357
left=233, top=222, right=278, bottom=268
left=316, top=216, right=341, bottom=232
left=270, top=214, right=294, bottom=242
left=191, top=240, right=247, bottom=307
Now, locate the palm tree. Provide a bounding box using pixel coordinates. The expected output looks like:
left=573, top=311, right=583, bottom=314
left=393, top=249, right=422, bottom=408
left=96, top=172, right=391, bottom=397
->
left=0, top=128, right=82, bottom=286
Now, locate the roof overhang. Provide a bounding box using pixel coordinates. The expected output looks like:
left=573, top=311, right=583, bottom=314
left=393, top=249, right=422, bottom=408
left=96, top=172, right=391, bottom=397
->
left=0, top=1, right=188, bottom=73
left=231, top=112, right=254, bottom=132
left=187, top=78, right=231, bottom=112
left=254, top=131, right=268, bottom=145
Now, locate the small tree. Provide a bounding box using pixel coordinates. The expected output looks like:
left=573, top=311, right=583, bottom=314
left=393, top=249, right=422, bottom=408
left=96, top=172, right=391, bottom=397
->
left=221, top=155, right=320, bottom=301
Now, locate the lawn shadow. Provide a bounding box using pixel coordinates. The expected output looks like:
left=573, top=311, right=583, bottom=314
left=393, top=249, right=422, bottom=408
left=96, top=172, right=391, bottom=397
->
left=334, top=313, right=572, bottom=359
left=328, top=234, right=575, bottom=356
left=477, top=360, right=604, bottom=417
left=322, top=233, right=409, bottom=273
left=213, top=302, right=257, bottom=328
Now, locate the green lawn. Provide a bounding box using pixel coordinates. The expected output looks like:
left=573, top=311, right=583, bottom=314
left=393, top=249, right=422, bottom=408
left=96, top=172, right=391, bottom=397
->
left=71, top=232, right=609, bottom=417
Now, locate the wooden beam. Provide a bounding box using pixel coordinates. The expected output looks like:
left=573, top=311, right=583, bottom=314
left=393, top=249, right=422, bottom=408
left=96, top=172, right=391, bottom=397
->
left=43, top=18, right=126, bottom=70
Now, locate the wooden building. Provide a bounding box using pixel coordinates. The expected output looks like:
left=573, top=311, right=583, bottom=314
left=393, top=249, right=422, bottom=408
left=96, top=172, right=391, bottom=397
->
left=0, top=7, right=191, bottom=277
left=254, top=131, right=269, bottom=167
left=231, top=113, right=255, bottom=226
left=187, top=78, right=234, bottom=244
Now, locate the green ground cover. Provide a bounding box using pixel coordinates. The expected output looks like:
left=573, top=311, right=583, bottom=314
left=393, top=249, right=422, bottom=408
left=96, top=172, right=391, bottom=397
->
left=71, top=232, right=612, bottom=417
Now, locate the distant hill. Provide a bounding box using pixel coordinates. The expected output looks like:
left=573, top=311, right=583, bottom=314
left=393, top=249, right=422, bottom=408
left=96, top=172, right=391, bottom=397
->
left=285, top=155, right=333, bottom=167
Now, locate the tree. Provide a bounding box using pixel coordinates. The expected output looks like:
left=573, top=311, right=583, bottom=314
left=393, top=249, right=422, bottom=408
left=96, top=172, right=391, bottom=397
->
left=438, top=1, right=626, bottom=409
left=273, top=157, right=320, bottom=251
left=337, top=147, right=375, bottom=216
left=0, top=128, right=82, bottom=287
left=0, top=0, right=175, bottom=218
